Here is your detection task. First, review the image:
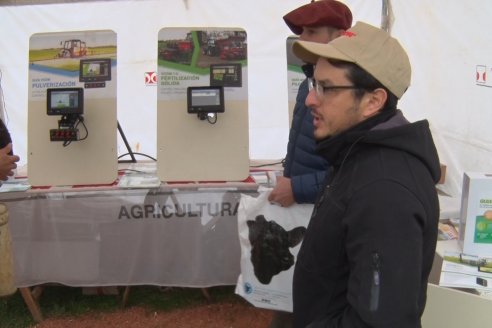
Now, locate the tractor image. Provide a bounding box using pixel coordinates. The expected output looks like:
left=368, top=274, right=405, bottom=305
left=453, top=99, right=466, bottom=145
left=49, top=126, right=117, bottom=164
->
left=201, top=35, right=247, bottom=60
left=159, top=38, right=194, bottom=64
left=57, top=39, right=87, bottom=58
left=219, top=39, right=247, bottom=60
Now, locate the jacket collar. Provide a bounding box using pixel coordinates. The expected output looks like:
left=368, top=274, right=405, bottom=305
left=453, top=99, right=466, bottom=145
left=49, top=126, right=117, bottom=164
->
left=316, top=108, right=398, bottom=165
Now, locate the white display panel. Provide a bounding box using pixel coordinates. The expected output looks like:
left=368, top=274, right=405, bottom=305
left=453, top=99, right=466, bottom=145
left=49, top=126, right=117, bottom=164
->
left=27, top=30, right=117, bottom=186
left=157, top=28, right=249, bottom=182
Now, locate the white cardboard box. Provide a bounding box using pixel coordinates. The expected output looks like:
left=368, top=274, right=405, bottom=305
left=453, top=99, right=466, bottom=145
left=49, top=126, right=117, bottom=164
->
left=459, top=172, right=492, bottom=256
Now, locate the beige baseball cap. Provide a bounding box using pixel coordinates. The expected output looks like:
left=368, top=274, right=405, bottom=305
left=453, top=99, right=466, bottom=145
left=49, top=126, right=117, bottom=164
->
left=292, top=21, right=411, bottom=99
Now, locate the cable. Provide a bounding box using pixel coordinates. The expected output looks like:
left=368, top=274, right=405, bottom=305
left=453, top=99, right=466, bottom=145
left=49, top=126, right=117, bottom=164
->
left=61, top=114, right=87, bottom=147
left=250, top=160, right=285, bottom=168
left=76, top=117, right=88, bottom=141
left=118, top=168, right=150, bottom=174
left=118, top=152, right=157, bottom=162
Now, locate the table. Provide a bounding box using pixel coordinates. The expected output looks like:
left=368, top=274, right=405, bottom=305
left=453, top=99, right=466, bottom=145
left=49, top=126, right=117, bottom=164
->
left=0, top=163, right=266, bottom=321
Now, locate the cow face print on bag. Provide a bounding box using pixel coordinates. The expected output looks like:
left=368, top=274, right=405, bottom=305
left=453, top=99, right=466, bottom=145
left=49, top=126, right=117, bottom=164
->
left=247, top=214, right=306, bottom=284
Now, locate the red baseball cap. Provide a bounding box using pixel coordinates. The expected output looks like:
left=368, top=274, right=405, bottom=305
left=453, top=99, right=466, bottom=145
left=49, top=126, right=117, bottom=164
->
left=283, top=0, right=353, bottom=35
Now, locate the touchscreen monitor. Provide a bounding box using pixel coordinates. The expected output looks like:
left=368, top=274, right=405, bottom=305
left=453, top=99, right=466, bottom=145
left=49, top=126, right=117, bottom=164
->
left=47, top=88, right=84, bottom=115
left=187, top=86, right=224, bottom=114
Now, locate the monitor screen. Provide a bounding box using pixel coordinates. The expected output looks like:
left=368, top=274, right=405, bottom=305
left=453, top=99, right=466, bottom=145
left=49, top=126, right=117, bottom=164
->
left=47, top=88, right=84, bottom=115
left=210, top=63, right=242, bottom=87
left=79, top=58, right=112, bottom=82
left=187, top=86, right=224, bottom=114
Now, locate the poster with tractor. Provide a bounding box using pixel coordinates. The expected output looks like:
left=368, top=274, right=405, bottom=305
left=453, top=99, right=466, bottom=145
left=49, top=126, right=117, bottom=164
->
left=29, top=30, right=117, bottom=100
left=157, top=28, right=247, bottom=100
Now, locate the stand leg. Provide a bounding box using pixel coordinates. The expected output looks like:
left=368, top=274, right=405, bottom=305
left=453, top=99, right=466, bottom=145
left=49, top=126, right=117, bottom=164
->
left=121, top=286, right=131, bottom=307
left=117, top=121, right=136, bottom=163
left=19, top=286, right=44, bottom=322
left=201, top=288, right=212, bottom=302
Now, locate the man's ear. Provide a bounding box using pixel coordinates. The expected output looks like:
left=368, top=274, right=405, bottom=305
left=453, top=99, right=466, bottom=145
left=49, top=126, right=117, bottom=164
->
left=361, top=88, right=387, bottom=118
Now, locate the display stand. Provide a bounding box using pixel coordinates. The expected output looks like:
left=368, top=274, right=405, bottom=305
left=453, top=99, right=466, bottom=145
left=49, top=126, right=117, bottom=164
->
left=117, top=121, right=136, bottom=163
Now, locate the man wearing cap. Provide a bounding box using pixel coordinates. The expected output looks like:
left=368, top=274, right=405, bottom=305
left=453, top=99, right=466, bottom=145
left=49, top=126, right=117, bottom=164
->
left=268, top=0, right=352, bottom=207
left=291, top=22, right=441, bottom=327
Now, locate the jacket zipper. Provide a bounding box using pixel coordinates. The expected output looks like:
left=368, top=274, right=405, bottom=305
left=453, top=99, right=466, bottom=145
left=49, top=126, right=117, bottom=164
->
left=370, top=252, right=381, bottom=312
left=311, top=185, right=329, bottom=218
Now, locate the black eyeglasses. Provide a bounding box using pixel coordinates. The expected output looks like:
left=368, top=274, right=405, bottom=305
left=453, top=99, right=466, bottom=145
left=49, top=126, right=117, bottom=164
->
left=308, top=78, right=365, bottom=100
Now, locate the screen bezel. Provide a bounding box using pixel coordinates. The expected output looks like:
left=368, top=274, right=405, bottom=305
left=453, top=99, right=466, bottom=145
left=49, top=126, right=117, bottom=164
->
left=47, top=88, right=84, bottom=116
left=79, top=58, right=112, bottom=82
left=187, top=86, right=225, bottom=114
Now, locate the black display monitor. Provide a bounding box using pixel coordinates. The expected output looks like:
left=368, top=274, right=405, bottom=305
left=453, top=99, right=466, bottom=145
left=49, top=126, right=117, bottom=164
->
left=210, top=63, right=242, bottom=87
left=79, top=58, right=112, bottom=82
left=47, top=88, right=84, bottom=116
left=187, top=86, right=224, bottom=114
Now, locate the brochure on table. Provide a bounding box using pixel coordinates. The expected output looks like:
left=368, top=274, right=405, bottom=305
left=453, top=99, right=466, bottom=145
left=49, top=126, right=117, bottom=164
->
left=440, top=251, right=492, bottom=293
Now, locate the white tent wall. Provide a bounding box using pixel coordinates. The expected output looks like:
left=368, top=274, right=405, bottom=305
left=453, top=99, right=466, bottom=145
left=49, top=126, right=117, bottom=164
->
left=0, top=0, right=491, bottom=197
left=391, top=1, right=492, bottom=196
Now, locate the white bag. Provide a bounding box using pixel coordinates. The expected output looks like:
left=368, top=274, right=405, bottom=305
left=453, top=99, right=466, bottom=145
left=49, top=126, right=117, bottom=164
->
left=235, top=188, right=313, bottom=312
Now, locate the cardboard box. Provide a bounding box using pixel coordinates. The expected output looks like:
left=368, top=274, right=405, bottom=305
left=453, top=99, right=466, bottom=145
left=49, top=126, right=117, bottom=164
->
left=459, top=172, right=492, bottom=256
left=438, top=163, right=447, bottom=184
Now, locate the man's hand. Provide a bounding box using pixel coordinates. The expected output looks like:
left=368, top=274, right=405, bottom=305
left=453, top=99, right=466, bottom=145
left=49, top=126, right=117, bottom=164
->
left=0, top=143, right=20, bottom=181
left=268, top=176, right=295, bottom=207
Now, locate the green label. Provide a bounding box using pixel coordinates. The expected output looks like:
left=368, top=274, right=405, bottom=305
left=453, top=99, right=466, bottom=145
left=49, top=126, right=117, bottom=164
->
left=474, top=216, right=492, bottom=243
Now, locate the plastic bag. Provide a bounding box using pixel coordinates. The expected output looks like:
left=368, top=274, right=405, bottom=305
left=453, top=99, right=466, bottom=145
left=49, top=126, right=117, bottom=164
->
left=235, top=188, right=312, bottom=312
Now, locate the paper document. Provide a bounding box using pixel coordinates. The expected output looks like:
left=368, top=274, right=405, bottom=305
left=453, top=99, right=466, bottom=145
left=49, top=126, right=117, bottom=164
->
left=440, top=251, right=492, bottom=291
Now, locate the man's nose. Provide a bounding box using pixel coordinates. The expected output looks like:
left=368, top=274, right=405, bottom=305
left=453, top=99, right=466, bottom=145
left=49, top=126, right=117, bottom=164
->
left=305, top=88, right=319, bottom=109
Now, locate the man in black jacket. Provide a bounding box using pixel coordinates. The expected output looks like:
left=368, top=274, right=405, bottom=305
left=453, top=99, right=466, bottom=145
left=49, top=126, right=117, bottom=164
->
left=291, top=22, right=441, bottom=327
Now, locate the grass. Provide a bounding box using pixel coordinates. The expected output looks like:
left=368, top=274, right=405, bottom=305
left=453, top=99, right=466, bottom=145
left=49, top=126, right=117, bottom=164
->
left=29, top=46, right=117, bottom=62
left=0, top=285, right=238, bottom=328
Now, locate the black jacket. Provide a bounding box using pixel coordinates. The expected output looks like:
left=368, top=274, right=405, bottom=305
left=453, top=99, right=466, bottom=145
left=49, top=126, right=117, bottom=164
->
left=0, top=118, right=12, bottom=153
left=293, top=110, right=441, bottom=328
